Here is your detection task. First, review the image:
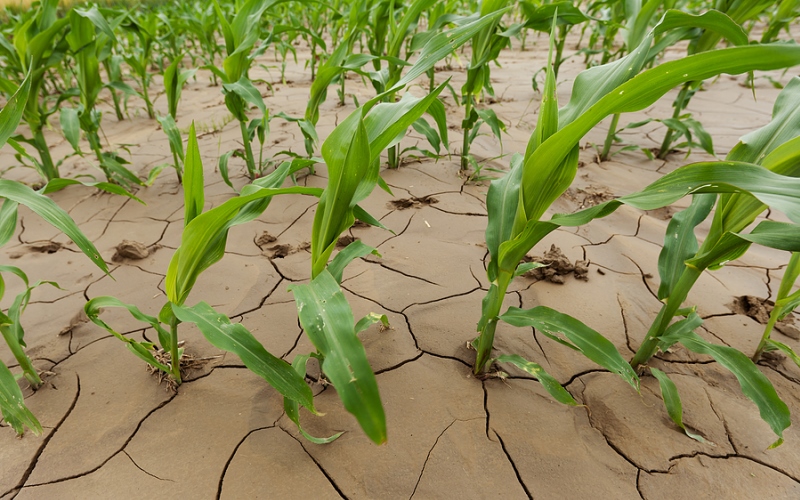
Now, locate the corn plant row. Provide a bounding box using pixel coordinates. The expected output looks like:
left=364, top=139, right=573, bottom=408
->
left=0, top=1, right=798, bottom=453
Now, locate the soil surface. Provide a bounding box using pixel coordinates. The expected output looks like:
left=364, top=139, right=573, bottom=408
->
left=2, top=32, right=800, bottom=499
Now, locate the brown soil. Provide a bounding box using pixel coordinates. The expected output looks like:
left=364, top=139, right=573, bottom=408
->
left=2, top=32, right=799, bottom=499
left=522, top=244, right=589, bottom=283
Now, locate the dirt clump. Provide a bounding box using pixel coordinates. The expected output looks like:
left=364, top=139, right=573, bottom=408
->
left=728, top=295, right=800, bottom=340
left=112, top=240, right=155, bottom=261
left=563, top=185, right=614, bottom=209
left=523, top=245, right=590, bottom=283
left=337, top=235, right=356, bottom=248
left=388, top=195, right=439, bottom=210
left=255, top=231, right=277, bottom=247
left=263, top=244, right=294, bottom=259
left=27, top=241, right=63, bottom=254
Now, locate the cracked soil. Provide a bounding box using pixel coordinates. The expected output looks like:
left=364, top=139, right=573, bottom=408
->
left=2, top=34, right=800, bottom=499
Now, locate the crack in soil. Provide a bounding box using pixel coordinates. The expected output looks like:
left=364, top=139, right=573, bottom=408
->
left=408, top=418, right=458, bottom=499
left=6, top=373, right=81, bottom=499
left=492, top=431, right=533, bottom=500
left=22, top=390, right=178, bottom=490
left=280, top=427, right=348, bottom=499
left=216, top=425, right=275, bottom=499
left=122, top=450, right=172, bottom=482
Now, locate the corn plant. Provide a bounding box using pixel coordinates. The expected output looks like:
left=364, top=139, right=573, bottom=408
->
left=0, top=71, right=112, bottom=436
left=752, top=252, right=800, bottom=364
left=598, top=8, right=751, bottom=161
left=460, top=0, right=512, bottom=170
left=656, top=0, right=778, bottom=158
left=203, top=0, right=308, bottom=180
left=0, top=0, right=69, bottom=181
left=521, top=1, right=591, bottom=81
left=120, top=10, right=160, bottom=119
left=472, top=15, right=800, bottom=445
left=62, top=6, right=144, bottom=188
left=303, top=7, right=505, bottom=160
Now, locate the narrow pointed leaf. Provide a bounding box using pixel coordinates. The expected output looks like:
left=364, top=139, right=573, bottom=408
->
left=650, top=367, right=705, bottom=442
left=499, top=306, right=639, bottom=390
left=289, top=270, right=386, bottom=444
left=658, top=324, right=790, bottom=448
left=172, top=302, right=315, bottom=412
left=494, top=354, right=578, bottom=405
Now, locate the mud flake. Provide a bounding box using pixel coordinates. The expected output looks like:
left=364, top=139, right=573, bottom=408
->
left=523, top=244, right=590, bottom=283
left=26, top=241, right=63, bottom=254
left=112, top=240, right=155, bottom=261
left=388, top=195, right=439, bottom=210
left=255, top=231, right=277, bottom=247
left=337, top=234, right=355, bottom=248
left=562, top=185, right=614, bottom=209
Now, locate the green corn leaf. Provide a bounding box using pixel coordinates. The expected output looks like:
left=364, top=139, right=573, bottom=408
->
left=767, top=339, right=800, bottom=369
left=59, top=108, right=81, bottom=152
left=0, top=199, right=19, bottom=249
left=411, top=118, right=441, bottom=154
left=485, top=153, right=523, bottom=281
left=40, top=179, right=143, bottom=203
left=284, top=354, right=342, bottom=444
left=654, top=10, right=749, bottom=47
left=157, top=115, right=184, bottom=162
left=172, top=302, right=316, bottom=412
left=354, top=312, right=389, bottom=336
left=84, top=296, right=172, bottom=373
left=499, top=306, right=639, bottom=390
left=657, top=194, right=715, bottom=300
left=218, top=150, right=235, bottom=190
left=363, top=83, right=447, bottom=161
left=392, top=8, right=509, bottom=91
left=658, top=322, right=790, bottom=448
left=223, top=76, right=267, bottom=118
left=328, top=240, right=380, bottom=284
left=494, top=354, right=578, bottom=406
left=0, top=265, right=29, bottom=303
left=521, top=1, right=590, bottom=31
left=650, top=367, right=705, bottom=443
left=553, top=162, right=800, bottom=228
left=513, top=261, right=547, bottom=277
left=312, top=111, right=371, bottom=278
left=289, top=270, right=386, bottom=445
left=687, top=221, right=800, bottom=271
left=166, top=184, right=322, bottom=306
left=0, top=180, right=108, bottom=274
left=0, top=359, right=41, bottom=436
left=183, top=123, right=204, bottom=226
left=775, top=253, right=800, bottom=315
left=0, top=70, right=30, bottom=148
left=534, top=43, right=800, bottom=194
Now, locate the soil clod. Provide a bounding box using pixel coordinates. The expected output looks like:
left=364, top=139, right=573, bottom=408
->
left=27, top=241, right=63, bottom=254
left=112, top=240, right=154, bottom=261
left=562, top=185, right=614, bottom=209
left=255, top=231, right=277, bottom=247
left=728, top=295, right=800, bottom=339
left=388, top=195, right=439, bottom=210
left=523, top=245, right=590, bottom=283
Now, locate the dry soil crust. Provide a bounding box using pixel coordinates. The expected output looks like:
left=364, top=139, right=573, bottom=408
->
left=1, top=34, right=800, bottom=499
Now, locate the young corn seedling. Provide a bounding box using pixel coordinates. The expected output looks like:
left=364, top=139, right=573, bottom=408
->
left=752, top=252, right=800, bottom=364
left=0, top=74, right=113, bottom=435
left=473, top=13, right=800, bottom=445
left=460, top=0, right=512, bottom=171
left=656, top=0, right=777, bottom=159
left=302, top=7, right=504, bottom=161
left=63, top=6, right=144, bottom=188
left=85, top=123, right=320, bottom=402
left=0, top=0, right=70, bottom=182
left=120, top=10, right=159, bottom=119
